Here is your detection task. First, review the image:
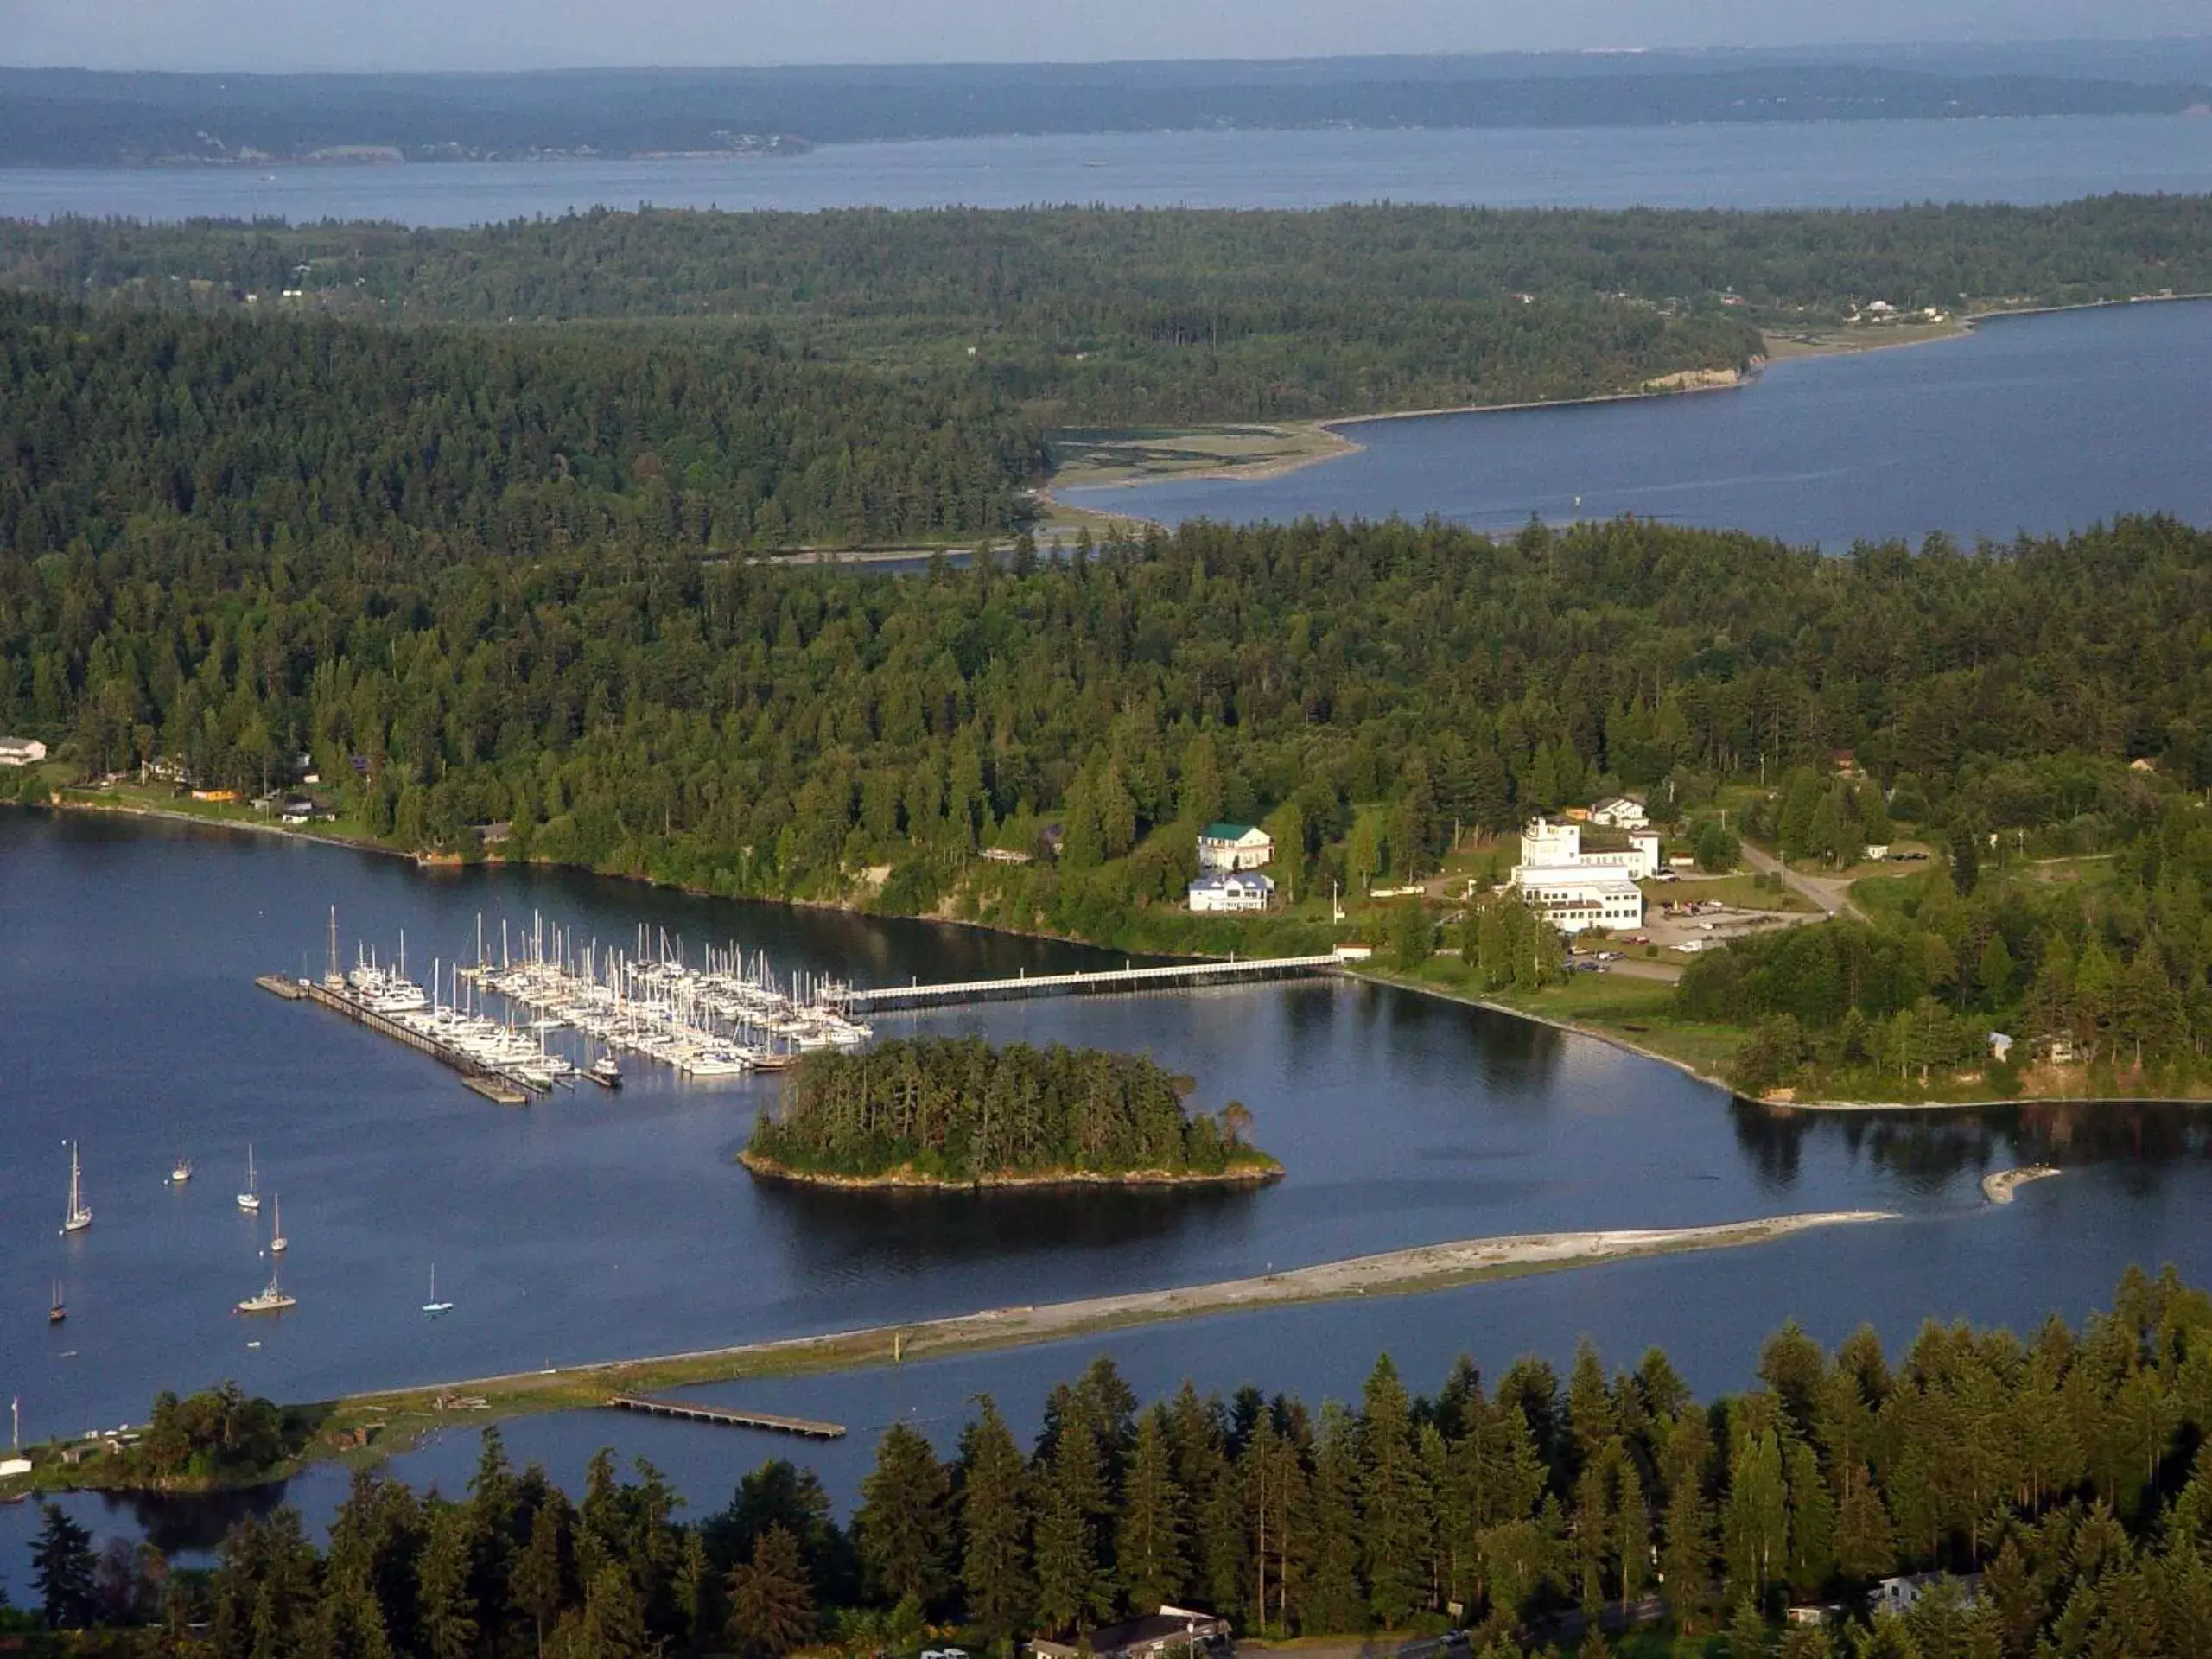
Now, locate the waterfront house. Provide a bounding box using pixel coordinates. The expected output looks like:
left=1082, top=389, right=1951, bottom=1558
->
left=0, top=735, right=47, bottom=766
left=1187, top=870, right=1274, bottom=913
left=1028, top=1606, right=1230, bottom=1659
left=1198, top=823, right=1273, bottom=872
left=1509, top=816, right=1659, bottom=933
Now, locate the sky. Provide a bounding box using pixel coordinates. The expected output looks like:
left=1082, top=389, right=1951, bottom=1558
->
left=8, top=0, right=2211, bottom=73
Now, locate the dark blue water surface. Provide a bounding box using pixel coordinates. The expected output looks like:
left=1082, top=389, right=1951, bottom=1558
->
left=10, top=811, right=2212, bottom=1586
left=3, top=116, right=2209, bottom=226
left=1062, top=302, right=2212, bottom=550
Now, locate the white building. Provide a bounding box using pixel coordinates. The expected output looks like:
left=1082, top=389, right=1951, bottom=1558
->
left=1188, top=870, right=1275, bottom=913
left=1510, top=817, right=1658, bottom=934
left=0, top=736, right=48, bottom=766
left=1589, top=795, right=1649, bottom=830
left=1515, top=868, right=1646, bottom=933
left=1198, top=822, right=1274, bottom=872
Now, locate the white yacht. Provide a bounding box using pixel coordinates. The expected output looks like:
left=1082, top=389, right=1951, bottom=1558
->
left=61, top=1142, right=92, bottom=1234
left=237, top=1144, right=261, bottom=1213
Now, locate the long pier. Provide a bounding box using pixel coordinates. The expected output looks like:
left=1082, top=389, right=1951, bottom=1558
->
left=607, top=1394, right=844, bottom=1439
left=831, top=954, right=1344, bottom=1014
left=270, top=976, right=549, bottom=1096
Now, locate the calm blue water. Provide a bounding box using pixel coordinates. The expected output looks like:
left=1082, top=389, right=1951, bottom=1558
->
left=1062, top=302, right=2212, bottom=550
left=2, top=116, right=2209, bottom=225
left=11, top=812, right=2212, bottom=1586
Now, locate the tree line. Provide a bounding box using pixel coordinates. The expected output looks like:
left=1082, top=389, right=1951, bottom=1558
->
left=747, top=1037, right=1267, bottom=1184
left=10, top=511, right=2212, bottom=961
left=0, top=289, right=1042, bottom=557
left=23, top=1266, right=2212, bottom=1655
left=15, top=197, right=2212, bottom=426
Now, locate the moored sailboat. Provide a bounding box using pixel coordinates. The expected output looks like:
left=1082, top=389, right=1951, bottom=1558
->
left=237, top=1144, right=261, bottom=1213
left=422, top=1265, right=453, bottom=1316
left=169, top=1155, right=192, bottom=1185
left=270, top=1193, right=287, bottom=1255
left=49, top=1281, right=66, bottom=1325
left=61, top=1142, right=92, bottom=1234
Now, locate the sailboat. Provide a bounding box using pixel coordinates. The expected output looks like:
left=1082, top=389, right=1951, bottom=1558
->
left=236, top=1257, right=296, bottom=1315
left=237, top=1144, right=261, bottom=1213
left=422, top=1266, right=453, bottom=1317
left=49, top=1281, right=67, bottom=1325
left=169, top=1155, right=192, bottom=1185
left=269, top=1194, right=287, bottom=1255
left=61, top=1142, right=92, bottom=1234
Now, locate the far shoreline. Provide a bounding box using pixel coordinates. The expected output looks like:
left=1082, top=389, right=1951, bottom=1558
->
left=1041, top=292, right=2212, bottom=521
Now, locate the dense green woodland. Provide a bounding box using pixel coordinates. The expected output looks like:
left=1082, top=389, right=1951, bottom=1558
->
left=24, top=1268, right=2212, bottom=1655
left=10, top=497, right=2212, bottom=954
left=747, top=1038, right=1268, bottom=1184
left=0, top=292, right=1039, bottom=552
left=11, top=198, right=2212, bottom=426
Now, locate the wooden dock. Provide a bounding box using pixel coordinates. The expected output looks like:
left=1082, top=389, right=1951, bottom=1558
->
left=465, top=1075, right=531, bottom=1106
left=255, top=974, right=308, bottom=1001
left=831, top=953, right=1344, bottom=1014
left=606, top=1394, right=844, bottom=1439
left=283, top=978, right=547, bottom=1096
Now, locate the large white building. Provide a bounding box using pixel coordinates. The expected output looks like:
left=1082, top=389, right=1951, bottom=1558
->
left=1510, top=817, right=1659, bottom=934
left=1198, top=823, right=1274, bottom=872
left=0, top=736, right=48, bottom=766
left=1188, top=870, right=1275, bottom=913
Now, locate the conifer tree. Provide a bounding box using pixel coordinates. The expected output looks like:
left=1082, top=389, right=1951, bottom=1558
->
left=1359, top=1356, right=1431, bottom=1625
left=855, top=1425, right=951, bottom=1612
left=957, top=1397, right=1034, bottom=1640
left=1117, top=1410, right=1188, bottom=1615
left=416, top=1505, right=481, bottom=1659
left=728, top=1524, right=816, bottom=1658
left=1300, top=1404, right=1365, bottom=1633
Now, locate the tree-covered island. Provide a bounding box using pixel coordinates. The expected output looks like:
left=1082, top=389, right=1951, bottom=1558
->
left=741, top=1038, right=1279, bottom=1188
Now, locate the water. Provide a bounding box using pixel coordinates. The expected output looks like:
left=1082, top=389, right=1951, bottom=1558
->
left=3, top=116, right=2210, bottom=226
left=1061, top=302, right=2212, bottom=550
left=13, top=811, right=2212, bottom=1585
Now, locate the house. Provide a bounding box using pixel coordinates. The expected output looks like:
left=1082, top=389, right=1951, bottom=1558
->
left=1987, top=1031, right=2015, bottom=1064
left=980, top=846, right=1033, bottom=865
left=0, top=1457, right=30, bottom=1479
left=1872, top=1572, right=1980, bottom=1618
left=1188, top=870, right=1274, bottom=913
left=0, top=736, right=47, bottom=767
left=1787, top=1605, right=1843, bottom=1627
left=1198, top=823, right=1274, bottom=872
left=1027, top=1606, right=1231, bottom=1659
left=1589, top=795, right=1649, bottom=830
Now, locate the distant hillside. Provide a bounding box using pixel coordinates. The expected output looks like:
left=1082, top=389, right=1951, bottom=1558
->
left=0, top=56, right=2205, bottom=166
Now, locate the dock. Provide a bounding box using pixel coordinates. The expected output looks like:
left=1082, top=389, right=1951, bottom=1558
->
left=830, top=954, right=1344, bottom=1014
left=606, top=1393, right=844, bottom=1439
left=464, top=1076, right=531, bottom=1106
left=255, top=974, right=308, bottom=1001
left=283, top=977, right=549, bottom=1096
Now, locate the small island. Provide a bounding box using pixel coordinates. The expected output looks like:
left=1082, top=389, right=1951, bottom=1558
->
left=741, top=1036, right=1281, bottom=1189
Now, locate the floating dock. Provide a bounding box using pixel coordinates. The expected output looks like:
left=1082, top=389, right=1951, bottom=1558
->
left=255, top=974, right=308, bottom=1001
left=606, top=1393, right=844, bottom=1439
left=278, top=977, right=549, bottom=1096
left=831, top=954, right=1344, bottom=1014
left=464, top=1076, right=531, bottom=1106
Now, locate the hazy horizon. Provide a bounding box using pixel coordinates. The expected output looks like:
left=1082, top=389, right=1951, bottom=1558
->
left=8, top=1, right=2211, bottom=75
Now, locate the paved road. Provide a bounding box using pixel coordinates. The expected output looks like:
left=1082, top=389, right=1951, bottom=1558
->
left=1739, top=841, right=1864, bottom=921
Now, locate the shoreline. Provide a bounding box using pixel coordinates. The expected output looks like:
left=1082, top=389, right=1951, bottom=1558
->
left=737, top=1147, right=1284, bottom=1190
left=1040, top=291, right=2212, bottom=518
left=20, top=797, right=2178, bottom=1116
left=0, top=1207, right=1891, bottom=1501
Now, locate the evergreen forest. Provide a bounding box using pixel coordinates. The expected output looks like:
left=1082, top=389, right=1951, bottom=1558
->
left=744, top=1037, right=1271, bottom=1185
left=22, top=1268, right=2212, bottom=1656
left=10, top=196, right=2212, bottom=423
